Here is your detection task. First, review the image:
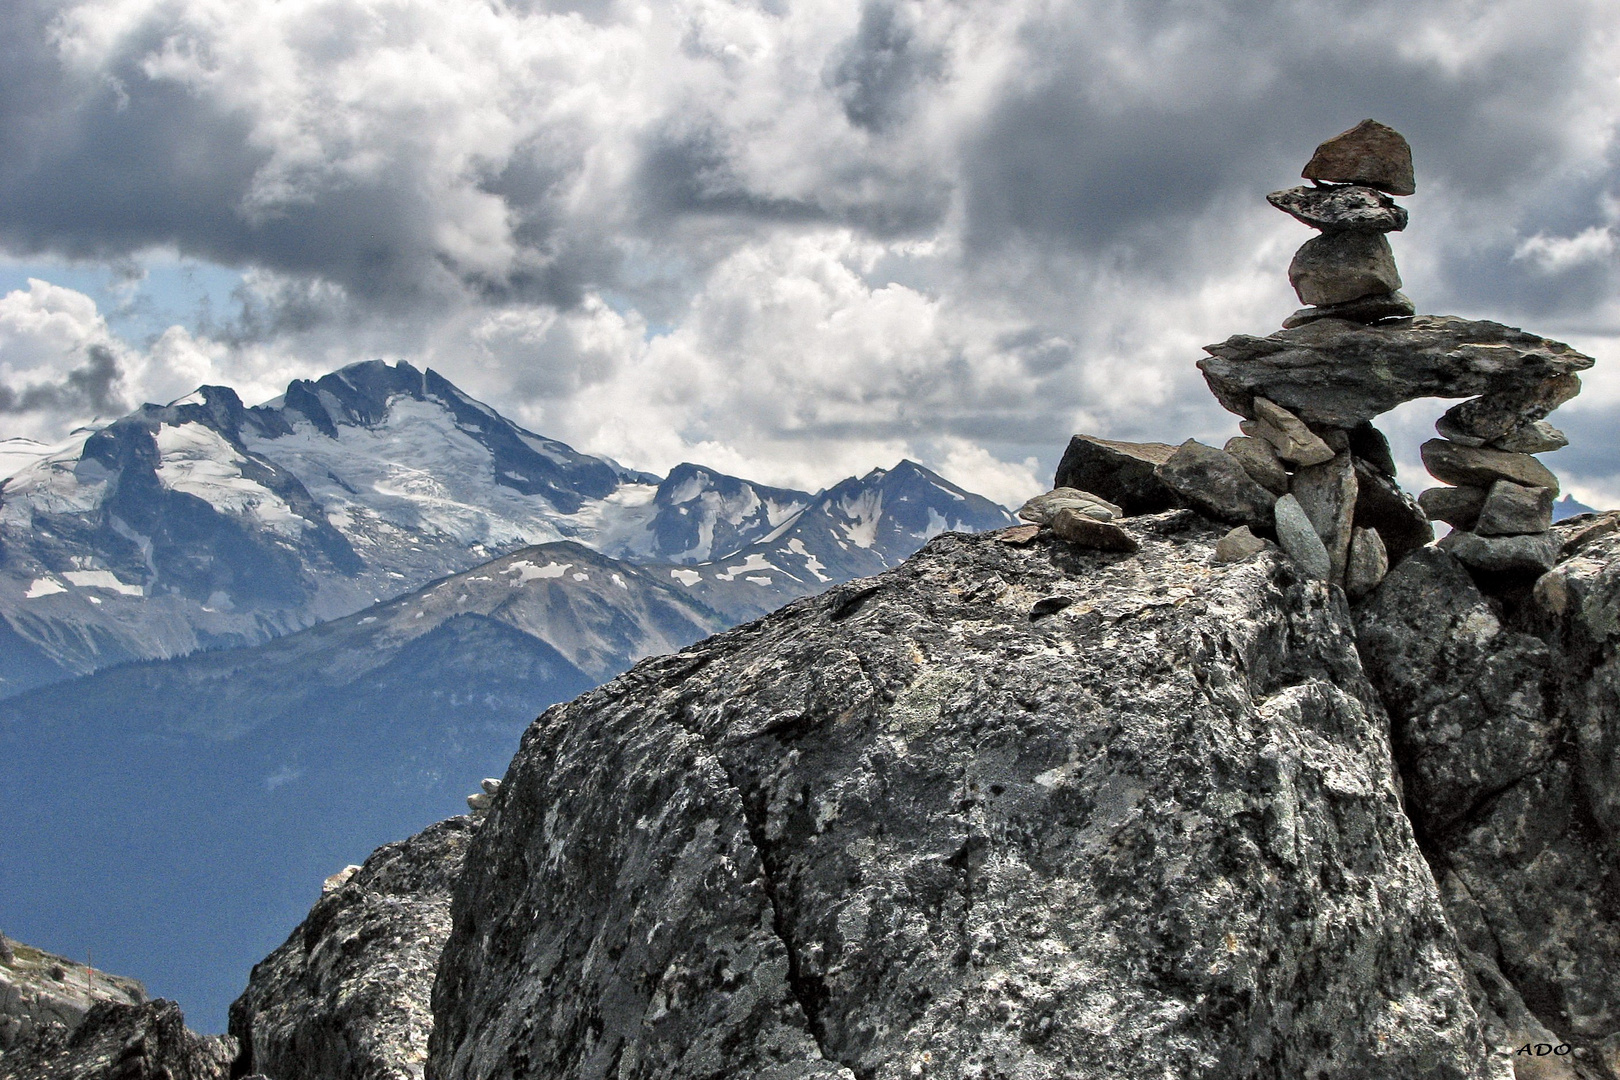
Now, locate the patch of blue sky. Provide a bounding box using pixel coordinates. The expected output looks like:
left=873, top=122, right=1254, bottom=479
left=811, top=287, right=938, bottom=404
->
left=0, top=253, right=246, bottom=346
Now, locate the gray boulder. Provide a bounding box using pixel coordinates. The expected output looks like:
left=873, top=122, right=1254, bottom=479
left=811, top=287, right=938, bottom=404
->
left=1273, top=493, right=1332, bottom=582
left=1475, top=480, right=1555, bottom=537
left=1345, top=527, right=1388, bottom=601
left=1288, top=232, right=1402, bottom=307
left=0, top=1000, right=233, bottom=1080
left=1153, top=440, right=1277, bottom=525
left=1267, top=185, right=1408, bottom=232
left=1290, top=452, right=1357, bottom=582
left=1052, top=435, right=1179, bottom=515
left=429, top=520, right=1498, bottom=1080
left=229, top=817, right=474, bottom=1080
left=1223, top=436, right=1289, bottom=494
left=1301, top=119, right=1416, bottom=196
left=1419, top=485, right=1489, bottom=530
left=1199, top=317, right=1594, bottom=429
left=1351, top=461, right=1434, bottom=565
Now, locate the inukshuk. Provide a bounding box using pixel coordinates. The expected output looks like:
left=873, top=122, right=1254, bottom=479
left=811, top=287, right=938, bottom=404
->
left=1027, top=120, right=1594, bottom=598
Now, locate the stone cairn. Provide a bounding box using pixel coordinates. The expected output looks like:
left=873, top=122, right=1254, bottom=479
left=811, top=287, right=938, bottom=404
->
left=466, top=776, right=501, bottom=819
left=1015, top=120, right=1596, bottom=596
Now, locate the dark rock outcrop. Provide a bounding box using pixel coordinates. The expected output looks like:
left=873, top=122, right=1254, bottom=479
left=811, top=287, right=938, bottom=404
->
left=1356, top=517, right=1620, bottom=1075
left=0, top=1000, right=233, bottom=1080
left=229, top=817, right=473, bottom=1080
left=430, top=517, right=1499, bottom=1080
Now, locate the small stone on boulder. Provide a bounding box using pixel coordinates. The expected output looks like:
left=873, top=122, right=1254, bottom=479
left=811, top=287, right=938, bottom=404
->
left=996, top=524, right=1042, bottom=546
left=1018, top=487, right=1123, bottom=525
left=1052, top=435, right=1179, bottom=515
left=1346, top=527, right=1389, bottom=601
left=1247, top=396, right=1336, bottom=466
left=1421, top=439, right=1560, bottom=494
left=1282, top=291, right=1416, bottom=330
left=1418, top=485, right=1489, bottom=529
left=1301, top=119, right=1416, bottom=196
left=1154, top=440, right=1277, bottom=526
left=1049, top=508, right=1139, bottom=552
left=1288, top=232, right=1403, bottom=307
left=1291, top=452, right=1358, bottom=582
left=1267, top=185, right=1409, bottom=233
left=1213, top=525, right=1268, bottom=564
left=480, top=778, right=502, bottom=795
left=1438, top=530, right=1561, bottom=575
left=1475, top=480, right=1555, bottom=537
left=1490, top=420, right=1568, bottom=455
left=1273, top=493, right=1333, bottom=581
left=1223, top=436, right=1289, bottom=494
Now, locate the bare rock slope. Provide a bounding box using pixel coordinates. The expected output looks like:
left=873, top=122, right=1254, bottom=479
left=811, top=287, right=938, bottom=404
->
left=230, top=817, right=474, bottom=1080
left=0, top=999, right=233, bottom=1080
left=428, top=515, right=1502, bottom=1080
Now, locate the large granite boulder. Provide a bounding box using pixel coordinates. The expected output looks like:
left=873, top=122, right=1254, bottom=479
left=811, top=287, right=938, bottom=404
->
left=1199, top=317, right=1594, bottom=428
left=0, top=1000, right=233, bottom=1080
left=228, top=817, right=474, bottom=1080
left=430, top=516, right=1500, bottom=1080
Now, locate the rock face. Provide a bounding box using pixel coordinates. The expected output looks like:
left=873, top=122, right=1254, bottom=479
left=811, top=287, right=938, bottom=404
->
left=229, top=817, right=473, bottom=1080
left=0, top=1000, right=234, bottom=1080
left=1356, top=519, right=1620, bottom=1072
left=1199, top=317, right=1594, bottom=430
left=0, top=937, right=146, bottom=1052
left=430, top=519, right=1500, bottom=1080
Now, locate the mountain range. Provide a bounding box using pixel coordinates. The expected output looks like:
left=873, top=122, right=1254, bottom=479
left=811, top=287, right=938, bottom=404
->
left=0, top=359, right=1015, bottom=1028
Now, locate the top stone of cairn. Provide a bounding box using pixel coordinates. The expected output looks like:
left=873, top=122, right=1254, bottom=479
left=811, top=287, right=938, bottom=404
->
left=1302, top=119, right=1415, bottom=197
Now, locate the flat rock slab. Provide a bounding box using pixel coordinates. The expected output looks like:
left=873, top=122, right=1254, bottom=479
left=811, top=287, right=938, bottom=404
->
left=1283, top=290, right=1415, bottom=330
left=1049, top=507, right=1138, bottom=551
left=1269, top=185, right=1408, bottom=233
left=1439, top=530, right=1561, bottom=574
left=430, top=522, right=1498, bottom=1080
left=1420, top=440, right=1560, bottom=494
left=1302, top=119, right=1416, bottom=196
left=1018, top=488, right=1122, bottom=525
left=1200, top=316, right=1594, bottom=428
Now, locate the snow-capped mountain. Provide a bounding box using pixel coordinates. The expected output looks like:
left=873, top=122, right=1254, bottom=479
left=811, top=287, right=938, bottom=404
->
left=0, top=541, right=724, bottom=1027
left=0, top=359, right=1013, bottom=695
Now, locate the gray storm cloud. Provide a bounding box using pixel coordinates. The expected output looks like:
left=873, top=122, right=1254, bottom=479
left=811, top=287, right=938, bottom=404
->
left=0, top=0, right=1616, bottom=502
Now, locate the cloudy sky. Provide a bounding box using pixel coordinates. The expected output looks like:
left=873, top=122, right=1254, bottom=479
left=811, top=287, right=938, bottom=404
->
left=1, top=0, right=1618, bottom=505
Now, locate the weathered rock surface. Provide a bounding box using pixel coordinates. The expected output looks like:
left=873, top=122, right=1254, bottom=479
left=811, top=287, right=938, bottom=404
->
left=1268, top=185, right=1408, bottom=232
left=1301, top=119, right=1416, bottom=196
left=1283, top=290, right=1415, bottom=329
left=0, top=1000, right=233, bottom=1080
left=1422, top=439, right=1561, bottom=495
left=229, top=817, right=474, bottom=1080
left=1288, top=232, right=1403, bottom=307
left=1200, top=317, right=1594, bottom=429
left=1492, top=420, right=1569, bottom=455
left=430, top=519, right=1500, bottom=1080
left=1051, top=435, right=1179, bottom=515
left=0, top=937, right=145, bottom=1053
left=1154, top=440, right=1277, bottom=525
left=1248, top=396, right=1335, bottom=466
left=1439, top=376, right=1582, bottom=445
left=1357, top=533, right=1620, bottom=1070
left=1345, top=527, right=1388, bottom=601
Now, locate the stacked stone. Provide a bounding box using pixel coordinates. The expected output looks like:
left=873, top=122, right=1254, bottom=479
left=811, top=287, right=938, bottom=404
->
left=466, top=776, right=501, bottom=818
left=1417, top=382, right=1579, bottom=573
left=1271, top=119, right=1416, bottom=329
left=1020, top=120, right=1596, bottom=599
